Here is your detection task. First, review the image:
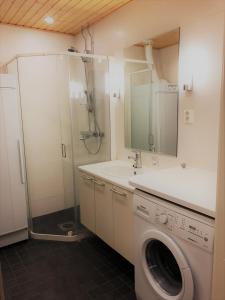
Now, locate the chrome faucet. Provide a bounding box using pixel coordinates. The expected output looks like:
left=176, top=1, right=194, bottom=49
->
left=128, top=150, right=142, bottom=168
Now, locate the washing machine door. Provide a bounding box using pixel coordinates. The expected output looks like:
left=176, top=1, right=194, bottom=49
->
left=141, top=229, right=194, bottom=300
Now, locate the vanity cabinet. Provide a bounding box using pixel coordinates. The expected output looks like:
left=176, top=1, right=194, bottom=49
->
left=95, top=179, right=114, bottom=248
left=79, top=172, right=95, bottom=232
left=79, top=171, right=134, bottom=264
left=111, top=186, right=134, bottom=264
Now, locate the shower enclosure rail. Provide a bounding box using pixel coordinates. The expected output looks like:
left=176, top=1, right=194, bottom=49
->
left=3, top=51, right=148, bottom=69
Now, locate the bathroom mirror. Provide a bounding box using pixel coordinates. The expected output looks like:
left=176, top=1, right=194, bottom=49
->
left=124, top=28, right=180, bottom=156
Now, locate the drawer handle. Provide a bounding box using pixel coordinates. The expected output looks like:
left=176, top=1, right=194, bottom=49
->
left=81, top=175, right=93, bottom=181
left=93, top=180, right=105, bottom=187
left=110, top=188, right=127, bottom=197
left=137, top=205, right=149, bottom=215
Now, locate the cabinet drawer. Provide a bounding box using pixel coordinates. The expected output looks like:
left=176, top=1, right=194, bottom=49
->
left=79, top=172, right=95, bottom=232
left=95, top=178, right=113, bottom=247
left=79, top=171, right=134, bottom=264
left=112, top=186, right=134, bottom=264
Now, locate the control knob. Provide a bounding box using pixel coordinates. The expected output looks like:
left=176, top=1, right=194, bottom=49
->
left=159, top=214, right=168, bottom=224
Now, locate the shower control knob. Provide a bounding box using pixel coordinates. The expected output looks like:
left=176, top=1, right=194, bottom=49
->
left=159, top=214, right=168, bottom=224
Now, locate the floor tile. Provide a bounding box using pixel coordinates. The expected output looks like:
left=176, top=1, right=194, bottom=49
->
left=0, top=236, right=136, bottom=300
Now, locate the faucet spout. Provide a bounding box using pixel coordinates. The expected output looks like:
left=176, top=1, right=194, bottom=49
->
left=128, top=150, right=142, bottom=168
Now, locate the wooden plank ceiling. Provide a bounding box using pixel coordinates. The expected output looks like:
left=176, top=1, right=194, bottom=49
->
left=0, top=0, right=132, bottom=35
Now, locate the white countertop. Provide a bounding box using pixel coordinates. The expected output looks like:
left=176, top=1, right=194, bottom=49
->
left=78, top=160, right=217, bottom=218
left=78, top=160, right=137, bottom=192
left=129, top=167, right=217, bottom=218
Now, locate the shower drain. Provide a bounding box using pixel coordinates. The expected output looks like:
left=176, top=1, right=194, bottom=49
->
left=58, top=221, right=75, bottom=232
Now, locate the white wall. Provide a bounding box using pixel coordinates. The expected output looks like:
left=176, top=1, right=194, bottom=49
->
left=74, top=0, right=225, bottom=171
left=0, top=23, right=75, bottom=66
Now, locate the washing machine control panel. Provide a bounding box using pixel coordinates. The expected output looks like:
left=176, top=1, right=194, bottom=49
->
left=154, top=206, right=214, bottom=252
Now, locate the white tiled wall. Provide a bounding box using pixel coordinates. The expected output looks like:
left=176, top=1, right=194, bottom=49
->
left=69, top=56, right=111, bottom=204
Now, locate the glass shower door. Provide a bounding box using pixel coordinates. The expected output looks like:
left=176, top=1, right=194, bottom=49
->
left=17, top=55, right=76, bottom=236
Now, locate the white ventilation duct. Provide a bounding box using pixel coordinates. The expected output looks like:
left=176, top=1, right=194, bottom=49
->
left=144, top=40, right=159, bottom=82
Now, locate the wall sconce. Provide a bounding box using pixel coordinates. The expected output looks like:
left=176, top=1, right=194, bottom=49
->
left=109, top=59, right=124, bottom=100
left=183, top=77, right=193, bottom=93
left=112, top=91, right=120, bottom=99
left=105, top=71, right=120, bottom=99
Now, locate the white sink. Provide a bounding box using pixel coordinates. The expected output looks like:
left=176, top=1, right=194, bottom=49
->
left=79, top=160, right=152, bottom=191
left=102, top=165, right=145, bottom=178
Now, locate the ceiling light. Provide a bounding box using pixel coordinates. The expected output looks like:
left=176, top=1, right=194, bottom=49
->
left=44, top=16, right=54, bottom=25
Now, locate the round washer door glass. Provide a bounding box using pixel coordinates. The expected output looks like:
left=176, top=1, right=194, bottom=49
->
left=145, top=239, right=182, bottom=296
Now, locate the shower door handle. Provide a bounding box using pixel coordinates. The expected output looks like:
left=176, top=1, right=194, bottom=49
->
left=17, top=140, right=25, bottom=184
left=61, top=144, right=67, bottom=158
left=149, top=134, right=154, bottom=146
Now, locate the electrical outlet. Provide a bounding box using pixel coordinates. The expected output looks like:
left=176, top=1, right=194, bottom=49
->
left=184, top=109, right=194, bottom=124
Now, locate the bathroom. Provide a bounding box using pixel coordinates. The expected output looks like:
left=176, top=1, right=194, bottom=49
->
left=0, top=0, right=224, bottom=299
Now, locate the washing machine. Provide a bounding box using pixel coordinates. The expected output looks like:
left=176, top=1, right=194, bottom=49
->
left=134, top=189, right=215, bottom=300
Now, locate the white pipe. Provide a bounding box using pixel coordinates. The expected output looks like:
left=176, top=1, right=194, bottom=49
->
left=144, top=42, right=154, bottom=66
left=144, top=40, right=160, bottom=82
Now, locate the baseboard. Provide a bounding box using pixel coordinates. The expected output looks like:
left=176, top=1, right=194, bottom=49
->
left=0, top=228, right=28, bottom=248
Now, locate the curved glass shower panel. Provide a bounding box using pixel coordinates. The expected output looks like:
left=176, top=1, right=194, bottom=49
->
left=16, top=55, right=76, bottom=236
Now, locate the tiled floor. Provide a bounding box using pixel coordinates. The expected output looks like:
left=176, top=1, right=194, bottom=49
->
left=0, top=236, right=136, bottom=300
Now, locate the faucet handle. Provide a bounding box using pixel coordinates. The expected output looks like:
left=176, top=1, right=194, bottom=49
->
left=128, top=155, right=136, bottom=169
left=134, top=150, right=141, bottom=158
left=130, top=149, right=139, bottom=154
left=128, top=150, right=141, bottom=159
left=128, top=155, right=135, bottom=160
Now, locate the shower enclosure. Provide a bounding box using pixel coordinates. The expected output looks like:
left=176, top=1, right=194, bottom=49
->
left=6, top=53, right=111, bottom=240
